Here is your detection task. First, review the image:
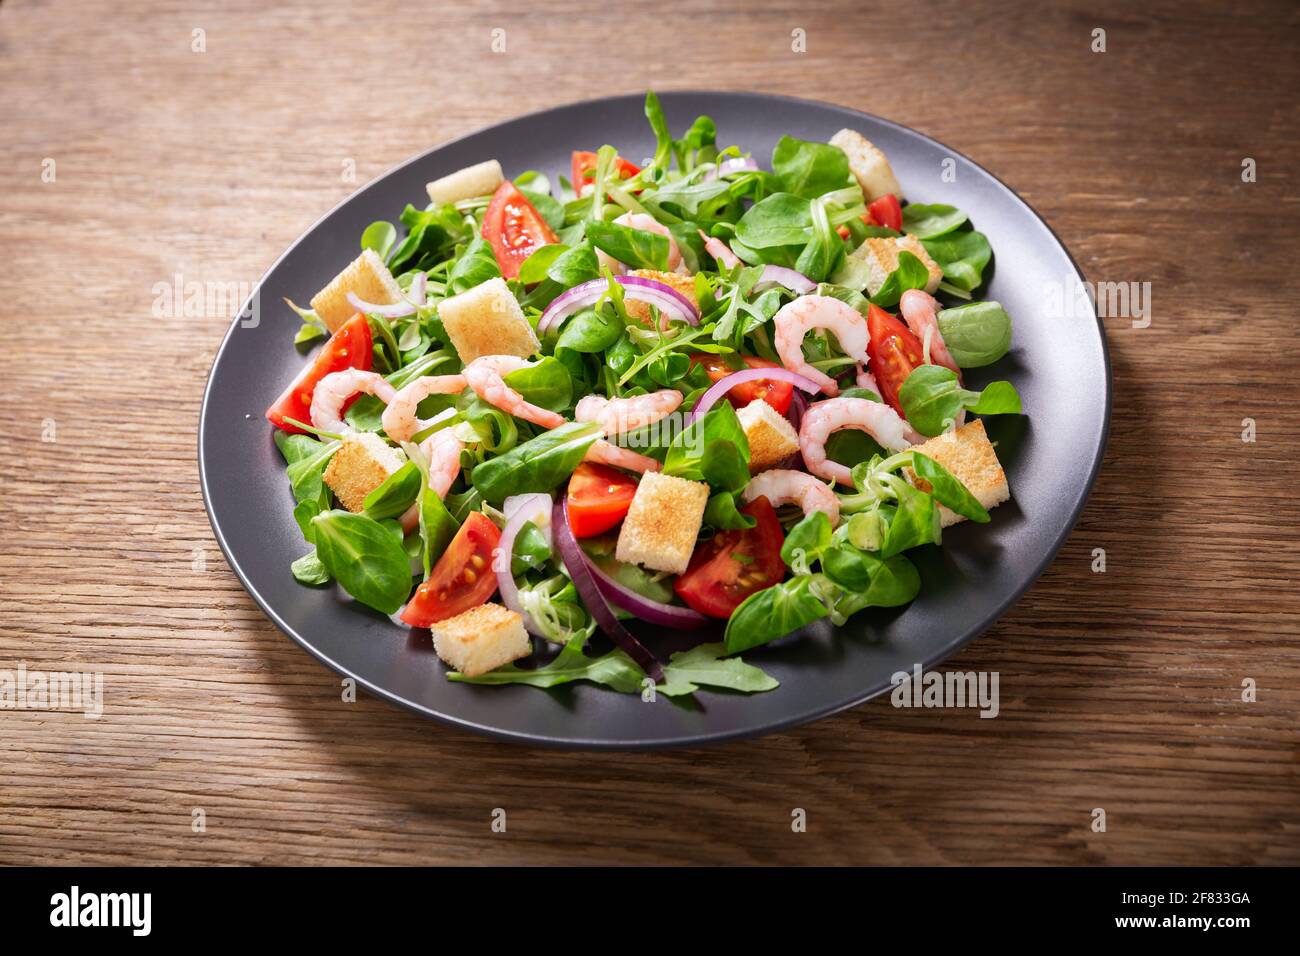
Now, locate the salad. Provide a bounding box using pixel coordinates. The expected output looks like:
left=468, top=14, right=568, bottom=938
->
left=265, top=91, right=1021, bottom=697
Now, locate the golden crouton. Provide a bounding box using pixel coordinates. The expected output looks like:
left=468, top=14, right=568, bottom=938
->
left=430, top=603, right=530, bottom=677
left=426, top=159, right=505, bottom=206
left=623, top=269, right=697, bottom=327
left=323, top=432, right=406, bottom=513
left=853, top=235, right=943, bottom=295
left=906, top=420, right=1010, bottom=527
left=829, top=128, right=904, bottom=201
left=310, top=249, right=406, bottom=333
left=615, top=472, right=710, bottom=575
left=437, top=276, right=540, bottom=363
left=737, top=399, right=799, bottom=473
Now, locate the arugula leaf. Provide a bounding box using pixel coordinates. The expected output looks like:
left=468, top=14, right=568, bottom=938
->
left=911, top=452, right=990, bottom=523
left=724, top=575, right=829, bottom=654
left=585, top=220, right=670, bottom=271
left=471, top=422, right=601, bottom=504
left=897, top=365, right=1022, bottom=437
left=772, top=135, right=851, bottom=199
left=662, top=400, right=751, bottom=493
left=311, top=510, right=413, bottom=614
left=901, top=203, right=968, bottom=239
left=656, top=643, right=779, bottom=695
left=935, top=301, right=1012, bottom=368
left=449, top=634, right=645, bottom=691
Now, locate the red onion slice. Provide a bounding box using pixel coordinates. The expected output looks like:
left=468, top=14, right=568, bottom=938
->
left=753, top=266, right=816, bottom=294
left=538, top=275, right=699, bottom=335
left=405, top=272, right=428, bottom=307
left=347, top=290, right=417, bottom=319
left=494, top=493, right=551, bottom=636
left=553, top=497, right=663, bottom=681
left=584, top=556, right=708, bottom=629
left=687, top=366, right=823, bottom=425
left=702, top=157, right=760, bottom=181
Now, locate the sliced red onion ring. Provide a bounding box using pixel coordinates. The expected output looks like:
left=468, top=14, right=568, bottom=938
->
left=347, top=290, right=416, bottom=319
left=494, top=493, right=552, bottom=636
left=538, top=275, right=699, bottom=335
left=553, top=497, right=663, bottom=681
left=583, top=556, right=708, bottom=629
left=753, top=265, right=816, bottom=294
left=405, top=272, right=428, bottom=307
left=786, top=388, right=809, bottom=432
left=688, top=366, right=823, bottom=424
left=703, top=157, right=759, bottom=181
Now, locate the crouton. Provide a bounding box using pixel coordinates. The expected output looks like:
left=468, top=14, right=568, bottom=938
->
left=426, top=159, right=505, bottom=206
left=737, top=399, right=799, bottom=473
left=829, top=128, right=904, bottom=201
left=322, top=432, right=406, bottom=513
left=430, top=603, right=530, bottom=677
left=852, top=235, right=944, bottom=295
left=615, top=472, right=710, bottom=574
left=906, top=420, right=1010, bottom=527
left=310, top=249, right=406, bottom=333
left=437, top=276, right=540, bottom=363
left=624, top=269, right=697, bottom=327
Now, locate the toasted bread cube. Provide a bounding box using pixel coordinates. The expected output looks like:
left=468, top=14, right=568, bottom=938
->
left=323, top=432, right=406, bottom=512
left=310, top=249, right=406, bottom=333
left=906, top=420, right=1010, bottom=527
left=426, top=159, right=505, bottom=206
left=853, top=235, right=943, bottom=295
left=624, top=269, right=697, bottom=327
left=615, top=472, right=710, bottom=575
left=737, top=399, right=799, bottom=473
left=829, top=129, right=904, bottom=201
left=430, top=603, right=530, bottom=677
left=438, top=276, right=540, bottom=363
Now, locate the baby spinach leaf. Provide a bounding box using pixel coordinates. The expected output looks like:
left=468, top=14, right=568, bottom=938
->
left=518, top=244, right=569, bottom=284
left=869, top=250, right=932, bottom=308
left=291, top=549, right=331, bottom=586
left=582, top=535, right=677, bottom=604
left=471, top=422, right=602, bottom=504
left=704, top=492, right=757, bottom=531
left=934, top=300, right=1012, bottom=368
left=897, top=365, right=1022, bottom=436
left=781, top=511, right=834, bottom=570
left=311, top=510, right=413, bottom=614
left=772, top=135, right=851, bottom=199
left=724, top=575, right=829, bottom=654
left=502, top=355, right=573, bottom=414
left=519, top=187, right=565, bottom=232
left=548, top=242, right=600, bottom=286
left=921, top=230, right=992, bottom=292
left=878, top=483, right=941, bottom=557
left=286, top=440, right=340, bottom=506
left=900, top=203, right=968, bottom=239
left=822, top=546, right=921, bottom=606
left=556, top=307, right=623, bottom=354
left=446, top=237, right=501, bottom=295
left=360, top=221, right=398, bottom=259
left=417, top=482, right=460, bottom=578
left=735, top=192, right=812, bottom=248
left=361, top=460, right=422, bottom=521
left=388, top=203, right=467, bottom=274
left=662, top=400, right=751, bottom=493
left=911, top=452, right=990, bottom=523
left=585, top=220, right=669, bottom=271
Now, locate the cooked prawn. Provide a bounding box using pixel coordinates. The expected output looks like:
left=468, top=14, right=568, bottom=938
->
left=583, top=439, right=662, bottom=474
left=855, top=364, right=880, bottom=396
left=310, top=369, right=396, bottom=434
left=574, top=389, right=682, bottom=435
left=900, top=290, right=962, bottom=377
left=463, top=355, right=566, bottom=429
left=698, top=229, right=741, bottom=270
left=380, top=374, right=467, bottom=442
left=398, top=427, right=466, bottom=532
left=743, top=469, right=840, bottom=526
left=799, top=396, right=918, bottom=486
left=596, top=212, right=683, bottom=274
left=773, top=295, right=871, bottom=396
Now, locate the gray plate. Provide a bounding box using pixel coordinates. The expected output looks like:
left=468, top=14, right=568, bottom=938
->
left=199, top=91, right=1109, bottom=749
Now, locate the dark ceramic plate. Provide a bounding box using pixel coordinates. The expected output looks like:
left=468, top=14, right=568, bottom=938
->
left=199, top=92, right=1109, bottom=749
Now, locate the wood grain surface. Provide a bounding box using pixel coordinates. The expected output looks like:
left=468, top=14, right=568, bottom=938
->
left=2, top=0, right=1298, bottom=866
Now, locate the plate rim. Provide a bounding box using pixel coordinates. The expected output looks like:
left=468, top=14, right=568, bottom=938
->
left=198, top=89, right=1112, bottom=750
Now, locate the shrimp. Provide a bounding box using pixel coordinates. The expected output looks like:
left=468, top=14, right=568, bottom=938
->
left=463, top=355, right=566, bottom=429
left=698, top=229, right=741, bottom=270
left=398, top=427, right=466, bottom=532
left=583, top=439, right=662, bottom=474
left=595, top=212, right=683, bottom=274
left=855, top=364, right=880, bottom=396
left=799, top=396, right=918, bottom=486
left=773, top=295, right=871, bottom=397
left=380, top=374, right=467, bottom=442
left=310, top=369, right=396, bottom=434
left=900, top=290, right=962, bottom=377
left=743, top=469, right=840, bottom=526
left=575, top=389, right=682, bottom=435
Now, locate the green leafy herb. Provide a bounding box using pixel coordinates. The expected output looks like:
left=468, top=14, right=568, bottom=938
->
left=311, top=510, right=413, bottom=614
left=869, top=250, right=932, bottom=308
left=911, top=452, right=990, bottom=523
left=662, top=400, right=751, bottom=493
left=585, top=220, right=670, bottom=271
left=704, top=491, right=757, bottom=531
left=935, top=301, right=1012, bottom=368
left=471, top=422, right=602, bottom=504
left=898, top=365, right=1021, bottom=437
left=920, top=230, right=992, bottom=292
left=724, top=575, right=829, bottom=654
left=772, top=135, right=851, bottom=199
left=900, top=203, right=969, bottom=239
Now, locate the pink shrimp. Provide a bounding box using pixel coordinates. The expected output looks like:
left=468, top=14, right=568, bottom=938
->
left=380, top=374, right=467, bottom=442
left=743, top=469, right=840, bottom=526
left=698, top=229, right=741, bottom=270
left=574, top=389, right=682, bottom=435
left=595, top=212, right=683, bottom=274
left=398, top=427, right=466, bottom=532
left=310, top=369, right=396, bottom=434
left=773, top=295, right=871, bottom=397
left=463, top=355, right=566, bottom=429
left=855, top=364, right=880, bottom=396
left=583, top=440, right=662, bottom=474
left=799, top=397, right=918, bottom=486
left=899, top=290, right=962, bottom=377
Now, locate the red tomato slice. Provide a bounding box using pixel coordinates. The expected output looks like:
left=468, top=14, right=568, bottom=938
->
left=566, top=462, right=639, bottom=538
left=266, top=312, right=373, bottom=434
left=866, top=303, right=925, bottom=415
left=571, top=150, right=642, bottom=195
left=674, top=497, right=786, bottom=618
left=401, top=512, right=502, bottom=627
left=690, top=353, right=795, bottom=416
left=482, top=181, right=559, bottom=280
left=867, top=194, right=903, bottom=232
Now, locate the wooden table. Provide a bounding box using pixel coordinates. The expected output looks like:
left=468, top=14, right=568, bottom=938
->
left=2, top=0, right=1297, bottom=866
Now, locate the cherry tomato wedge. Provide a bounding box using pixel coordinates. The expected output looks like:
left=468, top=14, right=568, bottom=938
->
left=867, top=194, right=903, bottom=232
left=690, top=353, right=795, bottom=416
left=566, top=462, right=639, bottom=538
left=674, top=497, right=786, bottom=618
left=571, top=150, right=642, bottom=196
left=866, top=303, right=925, bottom=416
left=400, top=512, right=501, bottom=627
left=482, top=181, right=559, bottom=280
left=265, top=312, right=373, bottom=434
